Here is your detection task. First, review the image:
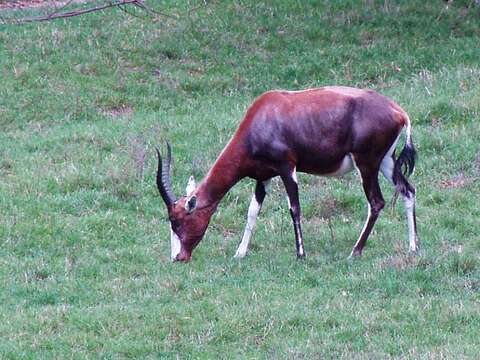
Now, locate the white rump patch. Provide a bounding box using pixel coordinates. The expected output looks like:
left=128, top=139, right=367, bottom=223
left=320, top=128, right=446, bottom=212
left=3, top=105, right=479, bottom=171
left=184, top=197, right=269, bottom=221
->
left=170, top=225, right=181, bottom=261
left=380, top=133, right=401, bottom=184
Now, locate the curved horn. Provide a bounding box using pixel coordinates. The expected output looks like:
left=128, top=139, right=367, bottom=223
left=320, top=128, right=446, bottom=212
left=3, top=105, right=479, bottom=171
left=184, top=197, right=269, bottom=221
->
left=156, top=142, right=176, bottom=207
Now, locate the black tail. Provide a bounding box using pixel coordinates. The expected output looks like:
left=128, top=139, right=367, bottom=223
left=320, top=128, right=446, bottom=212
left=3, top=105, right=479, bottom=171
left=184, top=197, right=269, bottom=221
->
left=394, top=142, right=416, bottom=178
left=392, top=140, right=417, bottom=198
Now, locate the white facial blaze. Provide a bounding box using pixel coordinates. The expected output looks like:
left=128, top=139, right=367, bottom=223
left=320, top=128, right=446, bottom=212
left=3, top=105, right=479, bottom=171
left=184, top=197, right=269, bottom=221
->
left=170, top=225, right=181, bottom=261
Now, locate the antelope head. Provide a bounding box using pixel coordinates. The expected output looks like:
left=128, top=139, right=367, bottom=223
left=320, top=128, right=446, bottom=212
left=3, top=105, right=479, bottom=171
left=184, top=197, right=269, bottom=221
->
left=156, top=144, right=211, bottom=262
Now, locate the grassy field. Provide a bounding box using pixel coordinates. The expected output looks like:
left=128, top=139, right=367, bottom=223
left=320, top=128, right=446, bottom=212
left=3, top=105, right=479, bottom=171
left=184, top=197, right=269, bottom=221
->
left=1, top=0, right=479, bottom=358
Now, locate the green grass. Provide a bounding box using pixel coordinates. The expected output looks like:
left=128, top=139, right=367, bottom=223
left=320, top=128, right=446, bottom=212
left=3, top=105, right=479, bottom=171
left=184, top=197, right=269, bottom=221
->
left=1, top=0, right=479, bottom=358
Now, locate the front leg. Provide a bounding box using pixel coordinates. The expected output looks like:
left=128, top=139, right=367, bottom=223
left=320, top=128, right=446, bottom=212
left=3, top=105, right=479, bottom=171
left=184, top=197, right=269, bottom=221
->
left=281, top=167, right=306, bottom=258
left=234, top=180, right=269, bottom=258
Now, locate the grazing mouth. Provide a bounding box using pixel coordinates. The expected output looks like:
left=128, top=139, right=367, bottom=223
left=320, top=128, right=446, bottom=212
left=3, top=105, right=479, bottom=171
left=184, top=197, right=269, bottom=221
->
left=174, top=251, right=191, bottom=262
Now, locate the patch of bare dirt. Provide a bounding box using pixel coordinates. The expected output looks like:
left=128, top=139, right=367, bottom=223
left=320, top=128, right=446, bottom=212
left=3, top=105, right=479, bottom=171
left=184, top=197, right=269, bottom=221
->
left=382, top=254, right=422, bottom=271
left=439, top=173, right=474, bottom=189
left=440, top=174, right=467, bottom=189
left=103, top=104, right=133, bottom=118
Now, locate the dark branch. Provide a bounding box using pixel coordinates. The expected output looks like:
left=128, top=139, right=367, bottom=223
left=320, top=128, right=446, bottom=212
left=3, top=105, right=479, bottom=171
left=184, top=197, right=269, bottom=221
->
left=0, top=0, right=215, bottom=25
left=0, top=0, right=171, bottom=25
left=131, top=0, right=178, bottom=20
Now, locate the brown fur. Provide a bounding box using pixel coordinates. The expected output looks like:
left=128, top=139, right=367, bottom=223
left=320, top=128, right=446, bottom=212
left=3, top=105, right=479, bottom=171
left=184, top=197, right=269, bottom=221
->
left=158, top=86, right=417, bottom=261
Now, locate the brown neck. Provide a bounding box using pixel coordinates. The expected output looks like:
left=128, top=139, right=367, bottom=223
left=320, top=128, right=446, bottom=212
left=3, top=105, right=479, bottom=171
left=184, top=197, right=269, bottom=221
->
left=196, top=138, right=247, bottom=213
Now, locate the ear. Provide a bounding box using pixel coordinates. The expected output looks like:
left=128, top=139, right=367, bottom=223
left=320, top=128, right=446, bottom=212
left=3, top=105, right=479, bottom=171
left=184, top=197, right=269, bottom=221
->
left=185, top=195, right=197, bottom=213
left=186, top=176, right=196, bottom=197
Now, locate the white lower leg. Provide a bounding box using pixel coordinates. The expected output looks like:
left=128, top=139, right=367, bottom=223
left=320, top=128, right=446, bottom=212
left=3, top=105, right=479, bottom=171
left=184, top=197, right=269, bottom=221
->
left=289, top=167, right=305, bottom=257
left=234, top=180, right=270, bottom=258
left=349, top=203, right=371, bottom=258
left=404, top=194, right=418, bottom=252
left=296, top=230, right=305, bottom=257
left=286, top=196, right=305, bottom=257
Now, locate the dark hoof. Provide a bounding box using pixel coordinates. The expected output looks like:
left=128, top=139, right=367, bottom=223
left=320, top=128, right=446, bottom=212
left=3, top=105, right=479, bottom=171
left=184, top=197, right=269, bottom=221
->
left=296, top=252, right=306, bottom=260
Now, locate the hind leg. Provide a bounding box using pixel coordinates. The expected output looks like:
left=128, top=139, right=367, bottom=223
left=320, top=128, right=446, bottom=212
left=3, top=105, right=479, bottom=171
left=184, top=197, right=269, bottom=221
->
left=281, top=167, right=306, bottom=259
left=350, top=159, right=385, bottom=257
left=381, top=155, right=418, bottom=252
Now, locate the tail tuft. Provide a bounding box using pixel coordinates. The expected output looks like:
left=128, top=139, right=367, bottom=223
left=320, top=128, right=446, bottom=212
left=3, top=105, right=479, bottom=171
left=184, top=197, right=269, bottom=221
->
left=390, top=115, right=417, bottom=210
left=394, top=117, right=416, bottom=179
left=392, top=122, right=417, bottom=202
left=395, top=142, right=416, bottom=178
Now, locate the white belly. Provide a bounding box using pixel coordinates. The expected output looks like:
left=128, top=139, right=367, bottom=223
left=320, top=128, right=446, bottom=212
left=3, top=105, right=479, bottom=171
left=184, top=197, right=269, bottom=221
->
left=325, top=154, right=354, bottom=177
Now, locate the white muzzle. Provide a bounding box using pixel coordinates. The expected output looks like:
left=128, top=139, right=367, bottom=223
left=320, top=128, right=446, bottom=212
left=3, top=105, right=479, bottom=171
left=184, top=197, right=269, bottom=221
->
left=170, top=226, right=181, bottom=261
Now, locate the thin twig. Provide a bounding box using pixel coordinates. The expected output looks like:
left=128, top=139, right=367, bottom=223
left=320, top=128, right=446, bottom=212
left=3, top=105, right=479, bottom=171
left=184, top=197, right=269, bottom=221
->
left=118, top=3, right=146, bottom=20
left=132, top=0, right=178, bottom=20
left=51, top=0, right=75, bottom=15
left=1, top=0, right=152, bottom=24
left=1, top=0, right=209, bottom=25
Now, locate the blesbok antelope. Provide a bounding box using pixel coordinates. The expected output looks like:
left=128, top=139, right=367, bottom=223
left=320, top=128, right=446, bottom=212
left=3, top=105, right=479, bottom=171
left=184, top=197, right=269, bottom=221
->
left=156, top=86, right=418, bottom=262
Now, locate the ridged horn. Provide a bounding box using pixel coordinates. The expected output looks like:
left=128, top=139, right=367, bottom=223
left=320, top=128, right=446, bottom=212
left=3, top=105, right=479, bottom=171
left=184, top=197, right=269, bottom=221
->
left=156, top=142, right=176, bottom=207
